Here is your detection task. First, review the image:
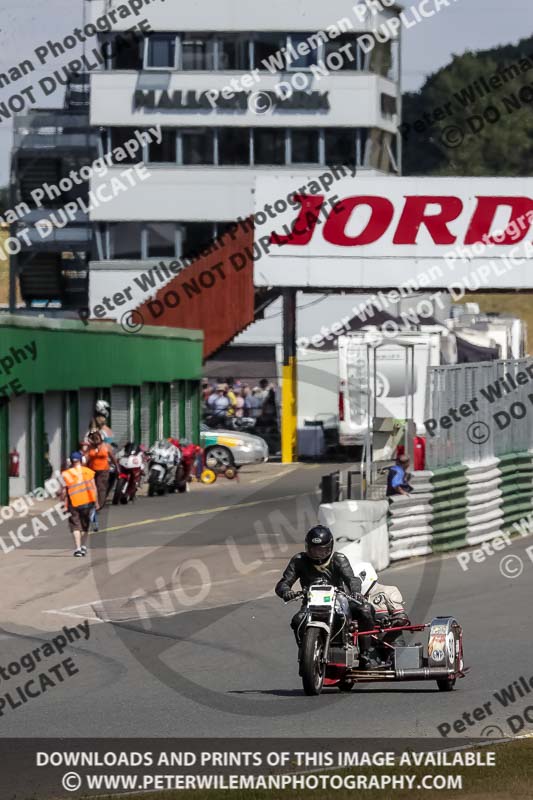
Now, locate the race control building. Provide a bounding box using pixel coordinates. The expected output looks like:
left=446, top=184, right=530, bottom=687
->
left=85, top=0, right=401, bottom=312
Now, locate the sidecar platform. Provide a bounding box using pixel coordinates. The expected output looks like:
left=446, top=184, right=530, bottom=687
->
left=324, top=616, right=467, bottom=689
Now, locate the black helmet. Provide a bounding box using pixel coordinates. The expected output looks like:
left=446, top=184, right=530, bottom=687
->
left=305, top=525, right=334, bottom=565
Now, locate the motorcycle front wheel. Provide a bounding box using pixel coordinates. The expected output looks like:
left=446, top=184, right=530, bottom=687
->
left=112, top=478, right=126, bottom=506
left=301, top=627, right=326, bottom=696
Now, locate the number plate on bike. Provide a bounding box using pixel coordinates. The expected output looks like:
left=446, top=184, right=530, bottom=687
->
left=308, top=588, right=334, bottom=606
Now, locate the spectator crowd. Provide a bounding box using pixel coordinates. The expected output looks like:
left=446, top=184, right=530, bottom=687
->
left=202, top=377, right=280, bottom=453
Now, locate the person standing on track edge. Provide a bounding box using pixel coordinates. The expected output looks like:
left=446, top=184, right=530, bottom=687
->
left=275, top=525, right=385, bottom=669
left=61, top=452, right=98, bottom=557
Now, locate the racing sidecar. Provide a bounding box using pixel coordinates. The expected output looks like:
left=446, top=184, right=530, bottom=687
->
left=324, top=615, right=466, bottom=693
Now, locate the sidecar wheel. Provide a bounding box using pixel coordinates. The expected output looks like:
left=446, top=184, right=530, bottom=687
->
left=338, top=679, right=354, bottom=693
left=437, top=677, right=456, bottom=691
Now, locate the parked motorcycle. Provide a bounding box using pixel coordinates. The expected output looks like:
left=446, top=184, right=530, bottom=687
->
left=112, top=443, right=144, bottom=505
left=147, top=440, right=185, bottom=496
left=170, top=439, right=202, bottom=486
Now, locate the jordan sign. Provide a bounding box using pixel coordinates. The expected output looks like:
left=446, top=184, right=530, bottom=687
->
left=253, top=176, right=533, bottom=289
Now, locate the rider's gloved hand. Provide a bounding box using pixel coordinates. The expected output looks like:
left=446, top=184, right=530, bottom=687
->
left=350, top=592, right=365, bottom=605
left=282, top=591, right=298, bottom=602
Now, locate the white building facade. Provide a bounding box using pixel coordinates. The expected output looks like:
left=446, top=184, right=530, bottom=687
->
left=85, top=0, right=401, bottom=311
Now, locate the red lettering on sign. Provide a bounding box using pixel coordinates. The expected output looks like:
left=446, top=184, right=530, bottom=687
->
left=323, top=196, right=394, bottom=245
left=269, top=194, right=533, bottom=248
left=393, top=196, right=463, bottom=245
left=464, top=196, right=533, bottom=244
left=270, top=195, right=324, bottom=246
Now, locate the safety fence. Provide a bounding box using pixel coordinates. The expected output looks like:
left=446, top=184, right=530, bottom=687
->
left=388, top=452, right=533, bottom=561
left=425, top=359, right=533, bottom=470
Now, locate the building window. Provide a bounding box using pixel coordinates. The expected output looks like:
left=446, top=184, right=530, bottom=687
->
left=148, top=130, right=177, bottom=163
left=217, top=34, right=250, bottom=70
left=253, top=33, right=285, bottom=70
left=218, top=128, right=250, bottom=165
left=180, top=223, right=217, bottom=260
left=146, top=34, right=176, bottom=68
left=146, top=223, right=176, bottom=258
left=110, top=223, right=142, bottom=259
left=109, top=128, right=140, bottom=163
left=181, top=34, right=215, bottom=70
left=181, top=129, right=215, bottom=165
left=324, top=35, right=361, bottom=70
left=358, top=128, right=370, bottom=166
left=290, top=129, right=320, bottom=164
left=325, top=128, right=356, bottom=169
left=253, top=128, right=286, bottom=165
left=370, top=42, right=393, bottom=78
left=287, top=34, right=319, bottom=70
left=103, top=33, right=143, bottom=70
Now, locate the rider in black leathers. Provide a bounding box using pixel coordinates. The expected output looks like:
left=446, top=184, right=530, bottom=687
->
left=275, top=525, right=385, bottom=668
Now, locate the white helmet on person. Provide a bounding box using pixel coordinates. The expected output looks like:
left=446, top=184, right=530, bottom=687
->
left=350, top=562, right=378, bottom=597
left=95, top=400, right=110, bottom=418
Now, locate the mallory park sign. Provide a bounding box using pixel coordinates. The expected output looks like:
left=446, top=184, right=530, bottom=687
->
left=133, top=89, right=330, bottom=112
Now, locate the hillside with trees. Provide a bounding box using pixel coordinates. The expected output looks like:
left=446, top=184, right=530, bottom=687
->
left=402, top=35, right=533, bottom=176
left=402, top=36, right=533, bottom=352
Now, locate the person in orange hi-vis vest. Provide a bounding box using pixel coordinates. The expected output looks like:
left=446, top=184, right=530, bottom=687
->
left=61, top=452, right=97, bottom=558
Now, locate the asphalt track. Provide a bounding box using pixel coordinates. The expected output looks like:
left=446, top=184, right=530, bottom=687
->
left=1, top=462, right=532, bottom=741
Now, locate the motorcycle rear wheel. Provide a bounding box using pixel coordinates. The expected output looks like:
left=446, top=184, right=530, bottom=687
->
left=301, top=628, right=326, bottom=696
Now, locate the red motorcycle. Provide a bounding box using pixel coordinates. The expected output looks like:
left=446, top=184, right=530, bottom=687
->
left=168, top=438, right=203, bottom=490
left=112, top=443, right=145, bottom=505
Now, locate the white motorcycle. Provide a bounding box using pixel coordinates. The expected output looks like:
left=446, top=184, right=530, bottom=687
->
left=147, top=441, right=186, bottom=496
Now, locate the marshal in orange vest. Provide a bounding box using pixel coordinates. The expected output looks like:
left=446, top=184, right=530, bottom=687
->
left=61, top=465, right=97, bottom=507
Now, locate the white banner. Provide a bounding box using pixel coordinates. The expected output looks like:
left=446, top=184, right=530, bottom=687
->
left=253, top=176, right=533, bottom=289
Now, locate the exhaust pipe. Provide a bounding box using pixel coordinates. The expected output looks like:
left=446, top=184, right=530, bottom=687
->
left=395, top=667, right=451, bottom=680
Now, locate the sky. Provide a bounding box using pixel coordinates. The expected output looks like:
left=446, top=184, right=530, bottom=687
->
left=0, top=0, right=530, bottom=184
